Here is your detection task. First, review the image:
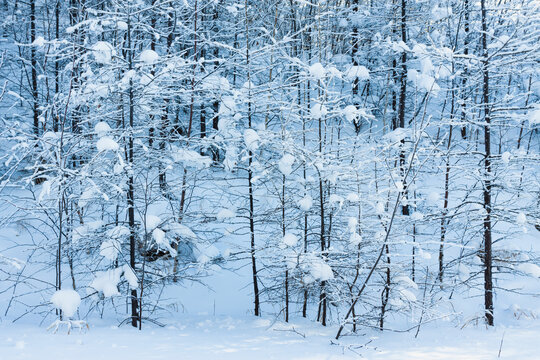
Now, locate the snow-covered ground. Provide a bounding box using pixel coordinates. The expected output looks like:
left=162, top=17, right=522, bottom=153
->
left=1, top=316, right=539, bottom=359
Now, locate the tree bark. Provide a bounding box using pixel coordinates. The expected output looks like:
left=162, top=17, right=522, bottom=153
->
left=480, top=0, right=494, bottom=326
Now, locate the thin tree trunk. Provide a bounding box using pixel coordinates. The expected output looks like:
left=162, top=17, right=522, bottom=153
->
left=53, top=0, right=59, bottom=132
left=352, top=0, right=360, bottom=133
left=245, top=0, right=260, bottom=317
left=126, top=12, right=139, bottom=329
left=480, top=0, right=494, bottom=326
left=398, top=0, right=409, bottom=216
left=30, top=0, right=38, bottom=136
left=460, top=0, right=470, bottom=139
left=174, top=0, right=198, bottom=281
left=282, top=174, right=288, bottom=322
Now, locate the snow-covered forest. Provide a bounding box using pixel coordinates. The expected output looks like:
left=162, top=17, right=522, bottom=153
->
left=0, top=0, right=539, bottom=358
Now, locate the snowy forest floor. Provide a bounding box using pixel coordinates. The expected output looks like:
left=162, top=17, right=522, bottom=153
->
left=1, top=316, right=539, bottom=359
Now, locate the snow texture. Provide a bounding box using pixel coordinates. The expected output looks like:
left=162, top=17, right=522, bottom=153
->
left=96, top=136, right=119, bottom=152
left=51, top=290, right=81, bottom=317
left=298, top=195, right=313, bottom=211
left=308, top=62, right=325, bottom=79
left=243, top=129, right=260, bottom=151
left=278, top=154, right=295, bottom=176
left=139, top=49, right=159, bottom=64
left=344, top=65, right=370, bottom=81
left=94, top=121, right=111, bottom=137
left=91, top=41, right=116, bottom=64
left=310, top=103, right=328, bottom=119
left=282, top=233, right=298, bottom=247
left=216, top=208, right=236, bottom=220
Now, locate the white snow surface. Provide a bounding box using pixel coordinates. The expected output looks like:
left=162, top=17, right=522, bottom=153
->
left=216, top=208, right=236, bottom=220
left=517, top=263, right=540, bottom=278
left=145, top=215, right=161, bottom=231
left=50, top=290, right=81, bottom=318
left=2, top=318, right=540, bottom=360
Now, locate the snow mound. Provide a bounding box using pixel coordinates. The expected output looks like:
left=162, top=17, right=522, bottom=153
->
left=311, top=103, right=328, bottom=119
left=309, top=62, right=325, bottom=79
left=51, top=290, right=81, bottom=317
left=244, top=129, right=260, bottom=151
left=107, top=225, right=130, bottom=239
left=329, top=194, right=344, bottom=207
left=383, top=127, right=412, bottom=142
left=282, top=233, right=298, bottom=247
left=122, top=265, right=138, bottom=289
left=91, top=41, right=116, bottom=64
left=431, top=5, right=452, bottom=21
left=344, top=65, right=370, bottom=81
left=139, top=49, right=159, bottom=64
left=89, top=266, right=138, bottom=297
left=173, top=149, right=213, bottom=169
left=343, top=105, right=358, bottom=122
left=96, top=136, right=119, bottom=152
left=310, top=261, right=333, bottom=282
left=99, top=239, right=121, bottom=261
left=517, top=263, right=540, bottom=277
left=395, top=275, right=418, bottom=290
left=408, top=69, right=440, bottom=94
left=411, top=211, right=424, bottom=221
left=164, top=222, right=197, bottom=239
left=398, top=288, right=417, bottom=302
left=298, top=195, right=313, bottom=211
left=32, top=36, right=45, bottom=47
left=94, top=121, right=111, bottom=137
left=145, top=215, right=161, bottom=231
left=193, top=243, right=221, bottom=264
left=278, top=154, right=295, bottom=176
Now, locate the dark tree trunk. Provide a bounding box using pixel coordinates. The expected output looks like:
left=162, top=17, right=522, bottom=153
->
left=53, top=0, right=59, bottom=132
left=30, top=0, right=38, bottom=136
left=351, top=0, right=360, bottom=133
left=245, top=0, right=260, bottom=317
left=461, top=0, right=470, bottom=139
left=398, top=0, right=409, bottom=216
left=480, top=0, right=494, bottom=326
left=127, top=13, right=139, bottom=329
